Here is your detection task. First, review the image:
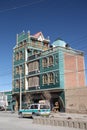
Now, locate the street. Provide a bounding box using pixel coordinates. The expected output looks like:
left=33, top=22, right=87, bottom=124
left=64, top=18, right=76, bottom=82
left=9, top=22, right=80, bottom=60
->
left=0, top=111, right=81, bottom=130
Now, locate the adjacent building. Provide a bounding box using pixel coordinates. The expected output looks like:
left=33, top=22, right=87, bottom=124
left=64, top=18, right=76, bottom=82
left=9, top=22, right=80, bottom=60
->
left=0, top=91, right=12, bottom=110
left=12, top=31, right=86, bottom=112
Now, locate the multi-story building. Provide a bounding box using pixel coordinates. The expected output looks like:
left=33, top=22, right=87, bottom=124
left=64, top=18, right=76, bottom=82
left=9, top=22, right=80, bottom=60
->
left=12, top=31, right=86, bottom=111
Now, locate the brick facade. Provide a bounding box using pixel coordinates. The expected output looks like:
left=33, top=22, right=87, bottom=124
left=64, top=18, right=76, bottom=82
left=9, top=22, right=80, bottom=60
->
left=64, top=53, right=85, bottom=89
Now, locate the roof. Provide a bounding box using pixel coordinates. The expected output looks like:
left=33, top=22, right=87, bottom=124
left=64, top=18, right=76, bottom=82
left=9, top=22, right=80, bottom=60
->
left=52, top=39, right=66, bottom=47
left=33, top=32, right=45, bottom=41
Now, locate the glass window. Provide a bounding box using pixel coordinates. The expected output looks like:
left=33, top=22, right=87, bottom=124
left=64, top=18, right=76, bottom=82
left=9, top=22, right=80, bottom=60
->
left=42, top=58, right=47, bottom=67
left=30, top=105, right=38, bottom=109
left=49, top=72, right=54, bottom=83
left=16, top=66, right=19, bottom=74
left=43, top=74, right=48, bottom=84
left=49, top=56, right=53, bottom=66
left=15, top=80, right=20, bottom=88
left=16, top=52, right=19, bottom=60
left=20, top=51, right=23, bottom=59
left=40, top=105, right=49, bottom=109
left=20, top=65, right=23, bottom=74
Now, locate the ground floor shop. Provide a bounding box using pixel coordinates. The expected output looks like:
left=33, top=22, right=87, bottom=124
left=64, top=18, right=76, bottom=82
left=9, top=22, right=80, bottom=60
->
left=12, top=89, right=65, bottom=112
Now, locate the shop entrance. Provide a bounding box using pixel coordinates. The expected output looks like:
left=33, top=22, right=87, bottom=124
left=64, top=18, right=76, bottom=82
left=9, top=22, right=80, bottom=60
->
left=50, top=93, right=65, bottom=112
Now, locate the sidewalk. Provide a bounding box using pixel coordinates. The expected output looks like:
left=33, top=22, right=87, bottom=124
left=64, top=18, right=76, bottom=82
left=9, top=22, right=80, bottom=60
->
left=50, top=112, right=87, bottom=121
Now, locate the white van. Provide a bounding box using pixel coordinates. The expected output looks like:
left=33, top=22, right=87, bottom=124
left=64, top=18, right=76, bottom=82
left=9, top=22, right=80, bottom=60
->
left=18, top=103, right=50, bottom=118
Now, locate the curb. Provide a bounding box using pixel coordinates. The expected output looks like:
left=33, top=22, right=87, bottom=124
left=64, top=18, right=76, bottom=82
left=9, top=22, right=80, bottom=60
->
left=33, top=117, right=87, bottom=129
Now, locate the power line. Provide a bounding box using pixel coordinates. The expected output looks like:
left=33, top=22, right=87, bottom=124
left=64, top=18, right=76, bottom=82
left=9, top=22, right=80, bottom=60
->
left=0, top=72, right=12, bottom=77
left=0, top=0, right=46, bottom=13
left=70, top=38, right=87, bottom=49
left=70, top=35, right=87, bottom=44
left=0, top=45, right=87, bottom=77
left=0, top=36, right=87, bottom=76
left=0, top=68, right=86, bottom=86
left=0, top=82, right=12, bottom=86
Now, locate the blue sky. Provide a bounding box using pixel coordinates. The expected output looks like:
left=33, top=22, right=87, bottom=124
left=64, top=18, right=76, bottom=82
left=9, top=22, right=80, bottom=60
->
left=0, top=0, right=87, bottom=91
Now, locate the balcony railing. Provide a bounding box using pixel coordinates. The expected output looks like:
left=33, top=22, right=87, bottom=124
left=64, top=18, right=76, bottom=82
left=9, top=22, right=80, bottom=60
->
left=12, top=87, right=25, bottom=92
left=28, top=55, right=36, bottom=60
left=28, top=70, right=40, bottom=76
left=28, top=86, right=40, bottom=91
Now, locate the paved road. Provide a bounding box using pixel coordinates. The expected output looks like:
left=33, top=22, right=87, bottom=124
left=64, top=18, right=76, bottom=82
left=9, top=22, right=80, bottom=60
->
left=0, top=111, right=80, bottom=130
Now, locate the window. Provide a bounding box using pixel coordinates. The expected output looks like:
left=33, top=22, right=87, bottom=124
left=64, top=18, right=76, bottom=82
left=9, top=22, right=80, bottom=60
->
left=40, top=105, right=50, bottom=109
left=28, top=61, right=39, bottom=72
left=42, top=58, right=47, bottom=67
left=20, top=65, right=23, bottom=74
left=16, top=66, right=19, bottom=74
left=8, top=101, right=10, bottom=105
left=16, top=52, right=19, bottom=60
left=21, top=79, right=24, bottom=88
left=34, top=61, right=39, bottom=70
left=49, top=72, right=54, bottom=83
left=49, top=56, right=53, bottom=66
left=28, top=62, right=33, bottom=72
left=20, top=51, right=23, bottom=60
left=32, top=40, right=35, bottom=47
left=15, top=80, right=20, bottom=88
left=28, top=76, right=39, bottom=88
left=33, top=50, right=38, bottom=55
left=20, top=42, right=23, bottom=46
left=30, top=105, right=38, bottom=109
left=24, top=40, right=26, bottom=44
left=43, top=74, right=48, bottom=84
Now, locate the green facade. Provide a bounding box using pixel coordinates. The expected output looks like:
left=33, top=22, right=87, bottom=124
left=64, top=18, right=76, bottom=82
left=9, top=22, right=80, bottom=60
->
left=12, top=31, right=67, bottom=111
left=13, top=32, right=65, bottom=91
left=4, top=91, right=12, bottom=110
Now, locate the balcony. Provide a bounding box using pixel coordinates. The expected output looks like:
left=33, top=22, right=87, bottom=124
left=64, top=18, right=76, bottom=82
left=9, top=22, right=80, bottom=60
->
left=27, top=42, right=43, bottom=50
left=28, top=86, right=40, bottom=91
left=28, top=70, right=40, bottom=76
left=12, top=87, right=20, bottom=92
left=14, top=59, right=25, bottom=65
left=12, top=87, right=25, bottom=92
left=28, top=55, right=36, bottom=60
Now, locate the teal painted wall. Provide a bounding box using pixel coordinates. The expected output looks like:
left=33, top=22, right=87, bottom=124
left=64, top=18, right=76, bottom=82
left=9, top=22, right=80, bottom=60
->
left=40, top=53, right=59, bottom=73
left=59, top=50, right=64, bottom=89
left=18, top=32, right=29, bottom=44
left=39, top=51, right=64, bottom=90
left=4, top=91, right=12, bottom=110
left=14, top=48, right=25, bottom=66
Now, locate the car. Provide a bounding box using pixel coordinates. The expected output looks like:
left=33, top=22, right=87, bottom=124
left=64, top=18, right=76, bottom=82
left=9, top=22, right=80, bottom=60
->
left=18, top=103, right=50, bottom=118
left=0, top=106, right=5, bottom=111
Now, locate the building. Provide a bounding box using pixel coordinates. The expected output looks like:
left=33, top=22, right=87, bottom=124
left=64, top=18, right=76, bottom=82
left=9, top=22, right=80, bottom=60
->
left=12, top=31, right=86, bottom=112
left=0, top=91, right=12, bottom=110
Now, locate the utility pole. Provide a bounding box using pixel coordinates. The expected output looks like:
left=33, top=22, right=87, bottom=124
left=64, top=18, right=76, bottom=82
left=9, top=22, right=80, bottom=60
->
left=20, top=72, right=22, bottom=110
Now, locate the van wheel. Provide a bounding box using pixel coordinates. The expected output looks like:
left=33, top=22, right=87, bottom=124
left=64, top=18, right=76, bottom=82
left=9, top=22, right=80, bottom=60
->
left=32, top=113, right=36, bottom=119
left=19, top=113, right=23, bottom=118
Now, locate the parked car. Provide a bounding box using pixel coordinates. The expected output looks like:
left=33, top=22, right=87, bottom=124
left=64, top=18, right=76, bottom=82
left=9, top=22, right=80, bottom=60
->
left=18, top=103, right=50, bottom=118
left=0, top=106, right=5, bottom=111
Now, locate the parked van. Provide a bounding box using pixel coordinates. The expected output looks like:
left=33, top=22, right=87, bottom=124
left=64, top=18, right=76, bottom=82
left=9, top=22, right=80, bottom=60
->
left=18, top=103, right=50, bottom=118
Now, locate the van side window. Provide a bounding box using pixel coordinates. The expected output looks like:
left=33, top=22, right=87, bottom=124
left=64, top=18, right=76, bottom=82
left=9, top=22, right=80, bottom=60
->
left=40, top=105, right=49, bottom=109
left=30, top=105, right=38, bottom=109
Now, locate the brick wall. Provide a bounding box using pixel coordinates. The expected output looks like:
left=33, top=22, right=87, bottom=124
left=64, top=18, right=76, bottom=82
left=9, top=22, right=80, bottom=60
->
left=65, top=87, right=87, bottom=113
left=64, top=53, right=85, bottom=89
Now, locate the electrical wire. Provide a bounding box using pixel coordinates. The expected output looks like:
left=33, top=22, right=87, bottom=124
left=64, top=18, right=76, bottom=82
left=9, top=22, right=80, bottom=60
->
left=0, top=44, right=87, bottom=77
left=0, top=0, right=46, bottom=13
left=0, top=35, right=87, bottom=87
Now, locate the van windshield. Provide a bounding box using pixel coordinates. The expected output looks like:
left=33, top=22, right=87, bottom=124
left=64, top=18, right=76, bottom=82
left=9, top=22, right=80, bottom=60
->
left=40, top=105, right=50, bottom=109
